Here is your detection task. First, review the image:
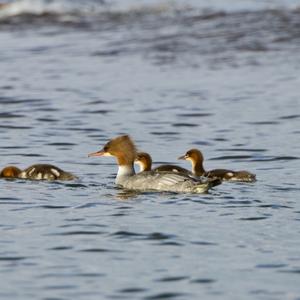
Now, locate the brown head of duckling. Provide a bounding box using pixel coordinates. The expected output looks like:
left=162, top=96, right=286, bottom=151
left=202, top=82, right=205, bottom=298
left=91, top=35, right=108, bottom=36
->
left=135, top=152, right=192, bottom=175
left=0, top=166, right=22, bottom=178
left=178, top=148, right=205, bottom=176
left=135, top=152, right=152, bottom=172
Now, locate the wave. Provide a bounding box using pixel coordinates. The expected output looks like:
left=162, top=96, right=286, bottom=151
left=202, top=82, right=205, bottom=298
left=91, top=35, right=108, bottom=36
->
left=0, top=0, right=106, bottom=17
left=0, top=0, right=183, bottom=20
left=0, top=0, right=299, bottom=25
left=0, top=0, right=299, bottom=27
left=1, top=0, right=300, bottom=61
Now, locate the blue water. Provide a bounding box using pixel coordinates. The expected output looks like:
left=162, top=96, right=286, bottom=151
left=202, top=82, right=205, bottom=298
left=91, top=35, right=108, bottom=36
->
left=0, top=0, right=300, bottom=299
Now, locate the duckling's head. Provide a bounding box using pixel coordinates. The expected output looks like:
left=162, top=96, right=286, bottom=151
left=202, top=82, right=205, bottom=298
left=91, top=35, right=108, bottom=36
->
left=0, top=166, right=22, bottom=178
left=89, top=135, right=137, bottom=165
left=135, top=152, right=152, bottom=172
left=178, top=148, right=204, bottom=163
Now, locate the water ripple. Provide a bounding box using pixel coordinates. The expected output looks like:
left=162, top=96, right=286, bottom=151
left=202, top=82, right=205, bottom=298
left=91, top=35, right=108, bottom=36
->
left=279, top=114, right=300, bottom=120
left=48, top=230, right=105, bottom=236
left=239, top=217, right=269, bottom=221
left=176, top=113, right=213, bottom=117
left=144, top=292, right=187, bottom=300
left=190, top=278, right=216, bottom=284
left=48, top=246, right=73, bottom=251
left=79, top=248, right=120, bottom=253
left=190, top=241, right=218, bottom=246
left=256, top=263, right=287, bottom=269
left=46, top=142, right=76, bottom=146
left=0, top=112, right=25, bottom=118
left=156, top=276, right=189, bottom=282
left=211, top=155, right=253, bottom=160
left=258, top=204, right=293, bottom=209
left=172, top=123, right=199, bottom=127
left=250, top=156, right=299, bottom=162
left=111, top=231, right=178, bottom=242
left=118, top=288, right=148, bottom=294
left=278, top=269, right=300, bottom=274
left=158, top=241, right=183, bottom=246
left=150, top=132, right=180, bottom=136
left=0, top=125, right=32, bottom=130
left=0, top=256, right=27, bottom=261
left=0, top=197, right=21, bottom=201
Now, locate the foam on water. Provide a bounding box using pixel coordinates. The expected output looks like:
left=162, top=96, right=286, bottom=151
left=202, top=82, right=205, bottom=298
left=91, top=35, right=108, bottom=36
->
left=0, top=0, right=105, bottom=17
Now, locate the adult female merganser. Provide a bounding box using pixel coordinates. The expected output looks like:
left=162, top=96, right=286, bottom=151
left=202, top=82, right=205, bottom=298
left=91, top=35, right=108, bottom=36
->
left=0, top=164, right=76, bottom=180
left=135, top=152, right=192, bottom=175
left=178, top=149, right=256, bottom=182
left=88, top=135, right=221, bottom=193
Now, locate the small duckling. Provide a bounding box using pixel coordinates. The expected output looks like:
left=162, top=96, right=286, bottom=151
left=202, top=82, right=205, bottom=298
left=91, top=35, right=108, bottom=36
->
left=178, top=149, right=256, bottom=182
left=0, top=164, right=76, bottom=181
left=135, top=151, right=192, bottom=175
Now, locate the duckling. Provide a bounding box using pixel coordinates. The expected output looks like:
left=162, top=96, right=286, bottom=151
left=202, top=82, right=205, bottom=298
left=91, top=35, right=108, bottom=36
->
left=135, top=151, right=192, bottom=175
left=178, top=149, right=256, bottom=182
left=0, top=164, right=76, bottom=180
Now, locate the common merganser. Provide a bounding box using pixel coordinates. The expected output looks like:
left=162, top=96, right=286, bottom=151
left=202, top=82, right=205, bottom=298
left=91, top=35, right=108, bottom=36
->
left=135, top=152, right=192, bottom=175
left=0, top=164, right=76, bottom=180
left=178, top=149, right=256, bottom=182
left=88, top=135, right=221, bottom=193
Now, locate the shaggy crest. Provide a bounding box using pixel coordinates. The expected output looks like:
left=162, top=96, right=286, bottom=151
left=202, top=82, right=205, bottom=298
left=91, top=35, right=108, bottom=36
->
left=104, top=135, right=137, bottom=165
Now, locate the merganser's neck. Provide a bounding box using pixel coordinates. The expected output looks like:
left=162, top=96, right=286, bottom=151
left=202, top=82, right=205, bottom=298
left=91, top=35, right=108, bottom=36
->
left=116, top=163, right=135, bottom=184
left=191, top=159, right=205, bottom=176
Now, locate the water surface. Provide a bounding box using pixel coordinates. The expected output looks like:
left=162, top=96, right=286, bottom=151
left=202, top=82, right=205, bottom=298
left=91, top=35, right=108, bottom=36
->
left=0, top=0, right=300, bottom=299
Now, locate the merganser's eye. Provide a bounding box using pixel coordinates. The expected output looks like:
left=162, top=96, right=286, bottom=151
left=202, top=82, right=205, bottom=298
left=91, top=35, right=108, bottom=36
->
left=103, top=146, right=108, bottom=152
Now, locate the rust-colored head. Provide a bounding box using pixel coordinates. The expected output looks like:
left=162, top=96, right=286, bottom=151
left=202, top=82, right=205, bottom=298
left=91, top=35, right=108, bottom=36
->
left=88, top=135, right=137, bottom=165
left=135, top=152, right=152, bottom=172
left=0, top=166, right=22, bottom=178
